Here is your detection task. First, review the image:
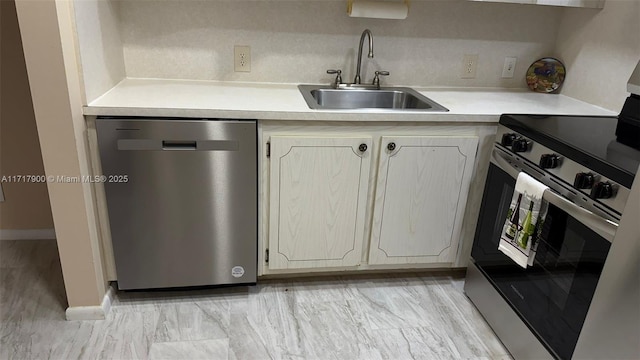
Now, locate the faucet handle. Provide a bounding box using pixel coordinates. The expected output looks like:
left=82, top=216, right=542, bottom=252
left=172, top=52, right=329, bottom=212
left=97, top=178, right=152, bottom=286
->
left=327, top=69, right=343, bottom=88
left=373, top=70, right=390, bottom=88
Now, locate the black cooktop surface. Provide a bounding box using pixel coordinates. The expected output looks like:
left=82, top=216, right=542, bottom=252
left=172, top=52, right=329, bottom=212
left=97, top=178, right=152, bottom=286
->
left=500, top=114, right=640, bottom=188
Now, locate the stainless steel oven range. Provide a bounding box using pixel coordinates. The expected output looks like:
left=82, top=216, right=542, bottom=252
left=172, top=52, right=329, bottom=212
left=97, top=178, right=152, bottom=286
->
left=464, top=114, right=640, bottom=359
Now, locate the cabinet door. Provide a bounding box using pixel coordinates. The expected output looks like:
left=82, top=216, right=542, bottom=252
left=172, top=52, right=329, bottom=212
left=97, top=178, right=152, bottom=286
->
left=268, top=136, right=371, bottom=270
left=368, top=136, right=478, bottom=265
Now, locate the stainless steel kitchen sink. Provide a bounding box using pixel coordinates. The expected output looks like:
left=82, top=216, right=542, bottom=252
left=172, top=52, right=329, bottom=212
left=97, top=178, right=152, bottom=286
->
left=298, top=85, right=448, bottom=111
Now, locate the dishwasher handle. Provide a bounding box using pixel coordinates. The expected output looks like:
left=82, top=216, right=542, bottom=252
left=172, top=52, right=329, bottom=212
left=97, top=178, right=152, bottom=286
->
left=117, top=139, right=239, bottom=151
left=163, top=141, right=196, bottom=150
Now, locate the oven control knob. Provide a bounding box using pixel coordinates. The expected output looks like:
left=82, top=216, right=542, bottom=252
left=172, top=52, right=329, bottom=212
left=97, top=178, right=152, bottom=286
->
left=574, top=172, right=595, bottom=189
left=540, top=154, right=560, bottom=169
left=590, top=181, right=614, bottom=200
left=511, top=138, right=531, bottom=153
left=501, top=133, right=517, bottom=147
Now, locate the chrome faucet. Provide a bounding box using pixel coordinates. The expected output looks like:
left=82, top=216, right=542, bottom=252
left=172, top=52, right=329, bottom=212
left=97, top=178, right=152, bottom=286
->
left=354, top=29, right=374, bottom=84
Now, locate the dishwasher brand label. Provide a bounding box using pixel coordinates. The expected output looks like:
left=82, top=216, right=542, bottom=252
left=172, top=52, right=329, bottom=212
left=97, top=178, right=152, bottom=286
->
left=231, top=266, right=245, bottom=278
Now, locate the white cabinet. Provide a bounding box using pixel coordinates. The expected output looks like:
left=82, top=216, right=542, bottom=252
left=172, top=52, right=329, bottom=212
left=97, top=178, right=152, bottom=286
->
left=260, top=123, right=492, bottom=275
left=368, top=136, right=478, bottom=265
left=267, top=136, right=372, bottom=270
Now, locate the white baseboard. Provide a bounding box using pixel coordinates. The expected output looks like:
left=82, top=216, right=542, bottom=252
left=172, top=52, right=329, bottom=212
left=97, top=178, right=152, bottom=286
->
left=65, top=285, right=115, bottom=321
left=0, top=229, right=56, bottom=240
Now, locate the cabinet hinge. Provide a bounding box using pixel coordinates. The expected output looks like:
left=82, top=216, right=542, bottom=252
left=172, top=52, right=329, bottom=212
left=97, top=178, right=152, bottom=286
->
left=265, top=248, right=269, bottom=263
left=266, top=142, right=270, bottom=158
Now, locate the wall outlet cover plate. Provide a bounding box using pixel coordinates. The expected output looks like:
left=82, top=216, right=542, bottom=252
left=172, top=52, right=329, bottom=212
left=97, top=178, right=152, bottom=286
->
left=234, top=45, right=251, bottom=73
left=461, top=54, right=478, bottom=79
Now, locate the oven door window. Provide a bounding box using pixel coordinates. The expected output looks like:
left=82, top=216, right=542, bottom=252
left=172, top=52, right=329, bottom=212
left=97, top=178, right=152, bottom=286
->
left=471, top=163, right=611, bottom=360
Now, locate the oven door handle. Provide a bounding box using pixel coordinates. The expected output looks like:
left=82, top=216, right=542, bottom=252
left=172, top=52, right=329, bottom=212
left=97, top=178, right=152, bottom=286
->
left=491, top=147, right=522, bottom=179
left=491, top=148, right=619, bottom=243
left=542, top=189, right=618, bottom=243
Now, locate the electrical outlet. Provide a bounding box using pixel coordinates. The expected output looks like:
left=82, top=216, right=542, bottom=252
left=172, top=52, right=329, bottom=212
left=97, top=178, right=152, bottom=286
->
left=234, top=45, right=251, bottom=72
left=461, top=54, right=478, bottom=79
left=502, top=57, right=517, bottom=78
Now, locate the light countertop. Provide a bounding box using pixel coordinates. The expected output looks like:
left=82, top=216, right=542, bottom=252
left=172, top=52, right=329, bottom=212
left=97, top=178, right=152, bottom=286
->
left=84, top=78, right=616, bottom=122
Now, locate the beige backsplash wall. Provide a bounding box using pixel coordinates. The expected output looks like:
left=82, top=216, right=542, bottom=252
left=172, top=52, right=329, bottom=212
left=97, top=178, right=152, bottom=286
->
left=556, top=1, right=640, bottom=112
left=73, top=0, right=125, bottom=104
left=118, top=0, right=563, bottom=88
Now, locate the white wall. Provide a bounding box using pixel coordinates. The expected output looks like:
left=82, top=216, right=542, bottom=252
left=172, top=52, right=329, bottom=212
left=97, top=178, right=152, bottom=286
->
left=555, top=0, right=640, bottom=112
left=73, top=0, right=126, bottom=104
left=118, top=0, right=563, bottom=88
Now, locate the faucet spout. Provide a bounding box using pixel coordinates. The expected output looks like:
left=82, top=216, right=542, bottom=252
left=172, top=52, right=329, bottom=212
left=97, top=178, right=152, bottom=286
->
left=354, top=29, right=373, bottom=84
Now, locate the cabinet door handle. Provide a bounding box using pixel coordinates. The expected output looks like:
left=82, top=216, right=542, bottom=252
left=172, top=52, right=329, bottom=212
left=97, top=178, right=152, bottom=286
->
left=358, top=143, right=368, bottom=152
left=387, top=142, right=396, bottom=151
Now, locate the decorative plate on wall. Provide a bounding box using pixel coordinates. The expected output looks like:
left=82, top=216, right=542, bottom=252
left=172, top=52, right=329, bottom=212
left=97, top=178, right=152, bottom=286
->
left=526, top=58, right=566, bottom=93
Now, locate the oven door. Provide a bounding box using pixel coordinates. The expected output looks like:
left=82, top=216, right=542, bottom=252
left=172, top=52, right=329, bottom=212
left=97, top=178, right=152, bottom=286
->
left=471, top=146, right=617, bottom=360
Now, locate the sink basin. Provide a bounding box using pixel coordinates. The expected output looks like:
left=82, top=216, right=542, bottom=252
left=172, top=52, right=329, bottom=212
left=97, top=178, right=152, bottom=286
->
left=298, top=85, right=448, bottom=112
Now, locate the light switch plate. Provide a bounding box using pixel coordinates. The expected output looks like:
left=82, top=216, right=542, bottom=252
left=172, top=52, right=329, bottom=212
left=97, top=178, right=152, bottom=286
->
left=461, top=54, right=478, bottom=79
left=234, top=45, right=251, bottom=72
left=502, top=57, right=517, bottom=78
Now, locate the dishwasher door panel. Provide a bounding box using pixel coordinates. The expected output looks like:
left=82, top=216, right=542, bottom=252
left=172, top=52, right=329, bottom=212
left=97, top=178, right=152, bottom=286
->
left=96, top=118, right=257, bottom=290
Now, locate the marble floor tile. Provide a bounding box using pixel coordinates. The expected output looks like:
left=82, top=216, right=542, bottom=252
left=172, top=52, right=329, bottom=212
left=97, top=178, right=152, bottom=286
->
left=288, top=277, right=358, bottom=305
left=430, top=276, right=511, bottom=358
left=148, top=338, right=229, bottom=360
left=0, top=319, right=87, bottom=360
left=153, top=301, right=230, bottom=343
left=81, top=311, right=160, bottom=360
left=227, top=313, right=273, bottom=360
left=0, top=239, right=60, bottom=269
left=432, top=304, right=495, bottom=358
left=347, top=282, right=444, bottom=331
left=294, top=300, right=371, bottom=359
left=240, top=282, right=305, bottom=359
left=364, top=327, right=460, bottom=360
left=0, top=240, right=512, bottom=360
left=0, top=253, right=67, bottom=323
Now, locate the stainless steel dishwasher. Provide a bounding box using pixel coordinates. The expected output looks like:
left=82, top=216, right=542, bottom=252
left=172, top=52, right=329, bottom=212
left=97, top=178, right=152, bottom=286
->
left=96, top=117, right=257, bottom=290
